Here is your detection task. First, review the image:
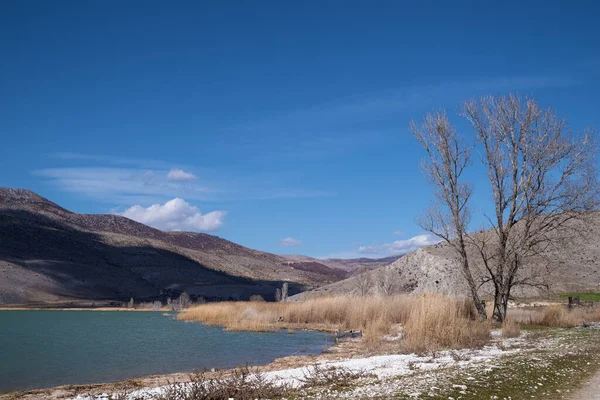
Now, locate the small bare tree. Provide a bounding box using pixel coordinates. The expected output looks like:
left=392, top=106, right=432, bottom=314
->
left=410, top=111, right=487, bottom=319
left=354, top=267, right=372, bottom=296
left=462, top=94, right=599, bottom=321
left=178, top=291, right=191, bottom=309
left=281, top=282, right=289, bottom=302
left=375, top=269, right=396, bottom=296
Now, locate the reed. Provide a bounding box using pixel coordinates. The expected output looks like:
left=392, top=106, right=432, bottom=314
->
left=401, top=294, right=490, bottom=353
left=507, top=305, right=600, bottom=328
left=179, top=294, right=491, bottom=352
left=178, top=294, right=414, bottom=332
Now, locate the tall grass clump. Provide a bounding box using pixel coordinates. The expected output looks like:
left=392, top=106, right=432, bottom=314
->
left=402, top=294, right=490, bottom=353
left=501, top=317, right=521, bottom=338
left=507, top=304, right=600, bottom=328
left=540, top=305, right=576, bottom=328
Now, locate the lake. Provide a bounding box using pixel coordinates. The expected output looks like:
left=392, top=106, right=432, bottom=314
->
left=0, top=310, right=331, bottom=393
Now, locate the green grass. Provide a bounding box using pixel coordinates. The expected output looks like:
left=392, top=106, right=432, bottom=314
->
left=558, top=292, right=600, bottom=301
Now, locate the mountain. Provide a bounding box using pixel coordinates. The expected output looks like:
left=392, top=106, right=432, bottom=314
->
left=291, top=212, right=600, bottom=300
left=280, top=254, right=402, bottom=276
left=0, top=188, right=353, bottom=306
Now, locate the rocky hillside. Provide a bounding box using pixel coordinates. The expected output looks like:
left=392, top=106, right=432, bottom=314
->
left=280, top=254, right=402, bottom=277
left=0, top=188, right=351, bottom=305
left=291, top=212, right=600, bottom=300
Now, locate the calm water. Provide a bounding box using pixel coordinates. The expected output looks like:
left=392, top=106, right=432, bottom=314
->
left=0, top=310, right=331, bottom=393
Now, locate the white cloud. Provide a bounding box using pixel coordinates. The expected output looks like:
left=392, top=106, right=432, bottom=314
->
left=167, top=168, right=197, bottom=182
left=35, top=165, right=331, bottom=203
left=358, top=234, right=440, bottom=257
left=35, top=167, right=217, bottom=204
left=280, top=237, right=302, bottom=247
left=120, top=198, right=226, bottom=232
left=393, top=230, right=405, bottom=236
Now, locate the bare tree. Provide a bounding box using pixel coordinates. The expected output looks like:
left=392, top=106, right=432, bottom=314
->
left=178, top=291, right=191, bottom=309
left=462, top=94, right=599, bottom=321
left=354, top=267, right=372, bottom=296
left=275, top=288, right=282, bottom=302
left=413, top=94, right=599, bottom=322
left=375, top=269, right=397, bottom=296
left=281, top=282, right=289, bottom=302
left=410, top=111, right=487, bottom=319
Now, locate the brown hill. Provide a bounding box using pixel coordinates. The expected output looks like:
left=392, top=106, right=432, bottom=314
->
left=0, top=188, right=347, bottom=306
left=280, top=254, right=402, bottom=276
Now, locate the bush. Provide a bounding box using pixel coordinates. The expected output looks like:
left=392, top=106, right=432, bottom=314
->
left=300, top=364, right=374, bottom=390
left=149, top=365, right=288, bottom=400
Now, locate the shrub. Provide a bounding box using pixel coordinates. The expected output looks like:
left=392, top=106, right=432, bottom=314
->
left=300, top=364, right=374, bottom=390
left=149, top=365, right=288, bottom=400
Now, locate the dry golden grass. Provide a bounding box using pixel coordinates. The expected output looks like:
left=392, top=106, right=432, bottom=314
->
left=179, top=295, right=414, bottom=333
left=540, top=305, right=577, bottom=328
left=362, top=317, right=390, bottom=349
left=508, top=305, right=600, bottom=328
left=179, top=294, right=491, bottom=352
left=501, top=317, right=521, bottom=338
left=402, top=294, right=490, bottom=353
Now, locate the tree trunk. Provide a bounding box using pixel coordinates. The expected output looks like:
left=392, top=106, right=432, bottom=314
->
left=461, top=255, right=487, bottom=320
left=492, top=283, right=510, bottom=322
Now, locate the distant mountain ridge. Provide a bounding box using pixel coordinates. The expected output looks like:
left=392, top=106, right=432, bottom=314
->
left=280, top=254, right=403, bottom=275
left=0, top=188, right=398, bottom=306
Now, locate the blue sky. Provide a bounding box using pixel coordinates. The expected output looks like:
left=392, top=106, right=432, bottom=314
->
left=1, top=1, right=599, bottom=258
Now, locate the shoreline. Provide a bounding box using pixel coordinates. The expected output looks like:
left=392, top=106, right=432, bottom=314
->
left=3, top=325, right=600, bottom=399
left=0, top=311, right=340, bottom=399
left=6, top=327, right=600, bottom=399
left=0, top=335, right=354, bottom=400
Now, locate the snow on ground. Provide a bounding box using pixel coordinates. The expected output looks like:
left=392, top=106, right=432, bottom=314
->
left=73, top=332, right=545, bottom=400
left=263, top=344, right=516, bottom=387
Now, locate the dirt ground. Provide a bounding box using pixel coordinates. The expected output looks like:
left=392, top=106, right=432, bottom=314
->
left=574, top=370, right=600, bottom=400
